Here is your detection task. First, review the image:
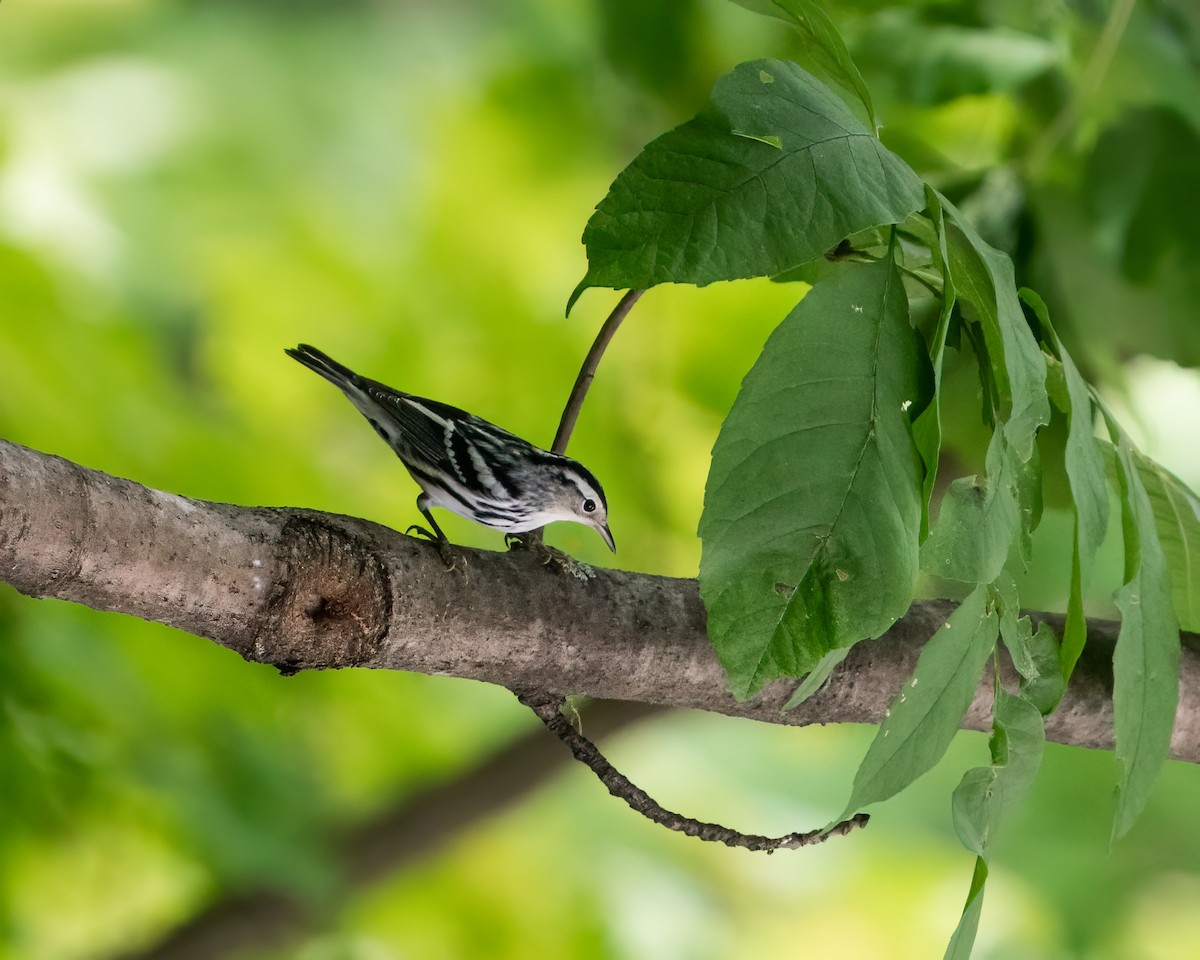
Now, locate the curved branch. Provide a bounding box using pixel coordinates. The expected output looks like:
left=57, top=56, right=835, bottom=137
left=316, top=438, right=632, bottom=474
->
left=552, top=288, right=643, bottom=454
left=2, top=437, right=1199, bottom=761
left=515, top=689, right=867, bottom=851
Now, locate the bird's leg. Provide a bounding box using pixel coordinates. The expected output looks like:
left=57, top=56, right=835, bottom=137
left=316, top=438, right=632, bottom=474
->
left=406, top=496, right=459, bottom=570
left=505, top=532, right=595, bottom=581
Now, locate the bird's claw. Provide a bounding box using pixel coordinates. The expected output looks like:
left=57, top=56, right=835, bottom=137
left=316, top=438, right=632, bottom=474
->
left=506, top=534, right=595, bottom=581
left=406, top=525, right=462, bottom=572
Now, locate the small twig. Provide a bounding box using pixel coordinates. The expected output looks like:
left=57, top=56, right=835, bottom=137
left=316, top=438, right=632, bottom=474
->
left=552, top=288, right=644, bottom=455
left=516, top=690, right=870, bottom=853
left=521, top=288, right=643, bottom=549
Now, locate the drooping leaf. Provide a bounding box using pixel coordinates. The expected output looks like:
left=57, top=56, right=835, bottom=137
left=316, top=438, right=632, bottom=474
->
left=572, top=59, right=923, bottom=306
left=1104, top=426, right=1181, bottom=843
left=920, top=426, right=1018, bottom=585
left=940, top=195, right=1049, bottom=460
left=842, top=585, right=997, bottom=815
left=1012, top=435, right=1043, bottom=566
left=783, top=647, right=850, bottom=709
left=945, top=685, right=1044, bottom=959
left=910, top=186, right=956, bottom=541
left=700, top=252, right=928, bottom=699
left=1022, top=288, right=1110, bottom=683
left=992, top=571, right=1036, bottom=681
left=1134, top=453, right=1200, bottom=633
left=728, top=0, right=875, bottom=128
left=951, top=688, right=1045, bottom=856
left=944, top=857, right=989, bottom=960
left=1021, top=620, right=1065, bottom=716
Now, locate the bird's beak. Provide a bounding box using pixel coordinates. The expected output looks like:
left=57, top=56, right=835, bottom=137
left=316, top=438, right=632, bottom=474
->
left=597, top=521, right=616, bottom=553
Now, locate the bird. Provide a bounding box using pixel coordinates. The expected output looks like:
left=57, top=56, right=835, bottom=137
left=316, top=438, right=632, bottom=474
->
left=285, top=344, right=614, bottom=560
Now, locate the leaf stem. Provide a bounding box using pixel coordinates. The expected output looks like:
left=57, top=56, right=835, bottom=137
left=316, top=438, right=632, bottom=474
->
left=552, top=288, right=643, bottom=454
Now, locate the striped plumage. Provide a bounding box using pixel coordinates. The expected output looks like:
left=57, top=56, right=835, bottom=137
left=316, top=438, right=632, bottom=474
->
left=285, top=344, right=614, bottom=551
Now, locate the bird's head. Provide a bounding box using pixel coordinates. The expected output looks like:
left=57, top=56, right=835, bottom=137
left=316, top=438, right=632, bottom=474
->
left=541, top=458, right=615, bottom=552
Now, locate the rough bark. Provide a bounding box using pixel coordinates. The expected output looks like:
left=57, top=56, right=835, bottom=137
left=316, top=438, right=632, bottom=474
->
left=2, top=438, right=1198, bottom=761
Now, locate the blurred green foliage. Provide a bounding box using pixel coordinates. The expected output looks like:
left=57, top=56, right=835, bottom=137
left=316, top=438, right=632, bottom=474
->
left=2, top=1, right=1200, bottom=958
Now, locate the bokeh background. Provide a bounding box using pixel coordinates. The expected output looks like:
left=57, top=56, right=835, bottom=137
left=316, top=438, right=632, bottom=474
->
left=2, top=0, right=1200, bottom=957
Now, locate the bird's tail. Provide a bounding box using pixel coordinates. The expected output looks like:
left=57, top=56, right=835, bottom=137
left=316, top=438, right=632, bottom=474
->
left=285, top=343, right=361, bottom=391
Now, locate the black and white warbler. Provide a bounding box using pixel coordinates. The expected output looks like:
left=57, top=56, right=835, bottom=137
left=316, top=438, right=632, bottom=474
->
left=286, top=344, right=615, bottom=553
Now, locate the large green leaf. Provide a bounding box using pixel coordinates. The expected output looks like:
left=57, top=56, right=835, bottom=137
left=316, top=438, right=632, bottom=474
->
left=728, top=0, right=876, bottom=128
left=1107, top=429, right=1181, bottom=843
left=700, top=252, right=927, bottom=699
left=573, top=59, right=923, bottom=304
left=842, top=585, right=997, bottom=815
left=1134, top=453, right=1200, bottom=633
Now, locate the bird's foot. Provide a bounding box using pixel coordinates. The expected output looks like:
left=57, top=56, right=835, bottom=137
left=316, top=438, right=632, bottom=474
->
left=406, top=525, right=462, bottom=572
left=505, top=533, right=595, bottom=581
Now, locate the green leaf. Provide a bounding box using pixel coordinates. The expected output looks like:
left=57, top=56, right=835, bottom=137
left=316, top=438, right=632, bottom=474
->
left=944, top=857, right=988, bottom=960
left=1012, top=436, right=1043, bottom=565
left=1134, top=453, right=1200, bottom=633
left=783, top=647, right=850, bottom=709
left=1021, top=620, right=1065, bottom=716
left=842, top=585, right=997, bottom=815
left=992, top=572, right=1036, bottom=681
left=910, top=187, right=957, bottom=541
left=945, top=686, right=1043, bottom=959
left=1105, top=427, right=1181, bottom=843
left=920, top=426, right=1019, bottom=584
left=940, top=196, right=1049, bottom=460
left=728, top=0, right=876, bottom=128
left=951, top=689, right=1045, bottom=855
left=700, top=252, right=928, bottom=699
left=1021, top=288, right=1110, bottom=684
left=573, top=59, right=924, bottom=304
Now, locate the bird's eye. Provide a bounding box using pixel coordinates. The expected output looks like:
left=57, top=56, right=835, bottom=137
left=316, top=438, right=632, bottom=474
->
left=582, top=498, right=597, bottom=514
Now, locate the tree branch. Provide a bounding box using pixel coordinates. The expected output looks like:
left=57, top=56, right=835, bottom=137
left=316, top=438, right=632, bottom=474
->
left=515, top=689, right=867, bottom=852
left=3, top=437, right=1199, bottom=762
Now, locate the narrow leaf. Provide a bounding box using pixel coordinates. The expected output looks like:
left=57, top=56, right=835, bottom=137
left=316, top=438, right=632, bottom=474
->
left=842, top=585, right=997, bottom=815
left=1134, top=453, right=1200, bottom=633
left=700, top=252, right=929, bottom=698
left=911, top=187, right=957, bottom=541
left=993, top=572, right=1036, bottom=681
left=783, top=647, right=850, bottom=709
left=1022, top=288, right=1110, bottom=682
left=944, top=858, right=989, bottom=960
left=939, top=196, right=1049, bottom=460
left=1105, top=427, right=1181, bottom=843
left=574, top=59, right=923, bottom=304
